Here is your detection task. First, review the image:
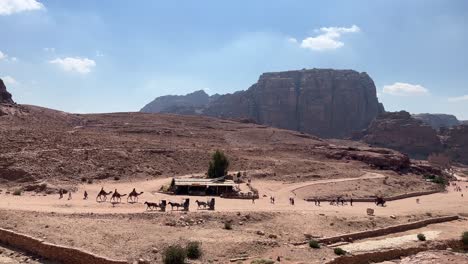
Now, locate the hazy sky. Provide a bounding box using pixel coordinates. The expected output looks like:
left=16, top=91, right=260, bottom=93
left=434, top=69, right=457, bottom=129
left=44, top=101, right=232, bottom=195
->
left=1, top=0, right=468, bottom=119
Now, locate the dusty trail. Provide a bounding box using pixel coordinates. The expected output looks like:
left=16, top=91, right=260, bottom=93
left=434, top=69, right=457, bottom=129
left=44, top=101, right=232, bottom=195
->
left=0, top=172, right=467, bottom=217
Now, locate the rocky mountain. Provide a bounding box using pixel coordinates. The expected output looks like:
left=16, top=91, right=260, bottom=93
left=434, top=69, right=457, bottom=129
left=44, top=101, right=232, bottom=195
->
left=358, top=111, right=443, bottom=159
left=441, top=125, right=468, bottom=164
left=140, top=90, right=219, bottom=113
left=412, top=113, right=460, bottom=130
left=142, top=69, right=384, bottom=138
left=0, top=78, right=14, bottom=104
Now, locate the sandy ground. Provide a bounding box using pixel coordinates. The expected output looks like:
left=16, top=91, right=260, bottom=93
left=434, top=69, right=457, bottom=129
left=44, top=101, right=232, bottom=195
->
left=0, top=172, right=466, bottom=217
left=0, top=173, right=467, bottom=263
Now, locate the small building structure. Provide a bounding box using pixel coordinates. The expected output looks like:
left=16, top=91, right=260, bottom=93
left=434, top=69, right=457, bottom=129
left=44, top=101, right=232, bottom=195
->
left=170, top=177, right=238, bottom=196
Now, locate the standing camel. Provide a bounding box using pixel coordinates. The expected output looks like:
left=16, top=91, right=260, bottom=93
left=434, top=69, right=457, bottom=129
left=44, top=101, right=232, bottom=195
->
left=96, top=187, right=113, bottom=202
left=127, top=188, right=144, bottom=203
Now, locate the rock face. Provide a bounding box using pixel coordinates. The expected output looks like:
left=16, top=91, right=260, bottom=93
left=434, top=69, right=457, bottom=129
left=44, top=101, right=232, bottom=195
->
left=412, top=113, right=460, bottom=130
left=140, top=90, right=219, bottom=113
left=0, top=78, right=14, bottom=104
left=143, top=69, right=384, bottom=138
left=360, top=111, right=443, bottom=159
left=442, top=125, right=468, bottom=164
left=205, top=69, right=384, bottom=138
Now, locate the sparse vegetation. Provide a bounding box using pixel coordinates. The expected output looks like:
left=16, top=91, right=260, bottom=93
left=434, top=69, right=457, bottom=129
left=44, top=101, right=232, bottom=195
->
left=12, top=189, right=22, bottom=196
left=113, top=176, right=120, bottom=181
left=186, top=241, right=202, bottom=259
left=224, top=221, right=232, bottom=230
left=81, top=177, right=87, bottom=182
left=163, top=245, right=186, bottom=264
left=208, top=150, right=230, bottom=178
left=424, top=175, right=447, bottom=186
left=309, top=239, right=320, bottom=249
left=251, top=259, right=275, bottom=264
left=334, top=248, right=346, bottom=256
left=417, top=233, right=426, bottom=241
left=462, top=231, right=468, bottom=245
left=87, top=179, right=93, bottom=184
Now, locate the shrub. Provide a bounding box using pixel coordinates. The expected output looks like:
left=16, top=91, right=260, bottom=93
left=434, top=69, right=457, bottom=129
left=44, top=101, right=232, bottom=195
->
left=417, top=233, right=426, bottom=241
left=81, top=177, right=87, bottom=182
left=207, top=150, right=230, bottom=178
left=186, top=241, right=202, bottom=259
left=309, top=239, right=320, bottom=249
left=12, top=189, right=22, bottom=196
left=224, top=222, right=232, bottom=230
left=113, top=176, right=120, bottom=181
left=462, top=231, right=468, bottom=245
left=334, top=248, right=346, bottom=256
left=251, top=259, right=275, bottom=264
left=163, top=245, right=186, bottom=264
left=87, top=179, right=93, bottom=184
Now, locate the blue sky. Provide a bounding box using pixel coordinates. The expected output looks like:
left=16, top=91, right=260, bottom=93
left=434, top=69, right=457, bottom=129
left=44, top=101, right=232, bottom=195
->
left=1, top=0, right=468, bottom=119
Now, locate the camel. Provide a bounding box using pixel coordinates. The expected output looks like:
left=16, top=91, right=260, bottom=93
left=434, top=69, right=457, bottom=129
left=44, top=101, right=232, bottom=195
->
left=127, top=188, right=144, bottom=203
left=96, top=187, right=113, bottom=202
left=168, top=202, right=182, bottom=211
left=110, top=189, right=127, bottom=203
left=195, top=200, right=208, bottom=209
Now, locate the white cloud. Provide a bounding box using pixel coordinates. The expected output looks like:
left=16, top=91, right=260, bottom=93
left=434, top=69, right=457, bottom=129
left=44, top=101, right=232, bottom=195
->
left=49, top=57, right=96, bottom=74
left=43, top=47, right=55, bottom=52
left=382, top=82, right=429, bottom=96
left=10, top=57, right=17, bottom=62
left=2, top=75, right=18, bottom=85
left=0, top=51, right=6, bottom=60
left=0, top=0, right=44, bottom=15
left=95, top=50, right=104, bottom=57
left=298, top=25, right=360, bottom=51
left=287, top=37, right=298, bottom=44
left=448, top=95, right=468, bottom=102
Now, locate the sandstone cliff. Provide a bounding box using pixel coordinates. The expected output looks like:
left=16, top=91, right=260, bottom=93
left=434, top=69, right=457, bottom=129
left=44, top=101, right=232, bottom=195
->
left=360, top=111, right=443, bottom=159
left=441, top=125, right=468, bottom=164
left=205, top=69, right=384, bottom=138
left=142, top=69, right=383, bottom=138
left=412, top=113, right=460, bottom=130
left=0, top=78, right=14, bottom=104
left=140, top=90, right=219, bottom=113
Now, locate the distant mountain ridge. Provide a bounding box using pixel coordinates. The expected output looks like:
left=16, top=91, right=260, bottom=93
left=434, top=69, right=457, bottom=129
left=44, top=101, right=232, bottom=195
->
left=412, top=113, right=460, bottom=130
left=141, top=90, right=219, bottom=113
left=141, top=68, right=384, bottom=138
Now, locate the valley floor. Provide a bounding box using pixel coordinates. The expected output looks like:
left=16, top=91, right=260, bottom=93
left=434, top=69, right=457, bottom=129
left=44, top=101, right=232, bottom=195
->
left=0, top=173, right=467, bottom=263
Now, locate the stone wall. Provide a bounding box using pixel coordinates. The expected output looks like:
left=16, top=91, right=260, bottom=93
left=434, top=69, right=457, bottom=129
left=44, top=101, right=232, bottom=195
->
left=0, top=228, right=128, bottom=264
left=318, top=215, right=459, bottom=244
left=326, top=240, right=463, bottom=264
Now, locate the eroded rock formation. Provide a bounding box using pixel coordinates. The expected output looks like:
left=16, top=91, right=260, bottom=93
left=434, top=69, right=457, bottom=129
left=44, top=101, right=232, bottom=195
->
left=359, top=111, right=443, bottom=159
left=206, top=69, right=384, bottom=138
left=142, top=69, right=384, bottom=138
left=412, top=113, right=460, bottom=130
left=0, top=78, right=14, bottom=104
left=140, top=90, right=219, bottom=113
left=441, top=125, right=468, bottom=164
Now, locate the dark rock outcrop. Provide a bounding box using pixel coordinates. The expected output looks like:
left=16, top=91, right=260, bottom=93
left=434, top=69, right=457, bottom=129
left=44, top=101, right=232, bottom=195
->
left=359, top=111, right=443, bottom=159
left=143, top=69, right=384, bottom=138
left=140, top=90, right=219, bottom=114
left=441, top=125, right=468, bottom=164
left=0, top=78, right=14, bottom=104
left=205, top=69, right=384, bottom=138
left=412, top=113, right=460, bottom=130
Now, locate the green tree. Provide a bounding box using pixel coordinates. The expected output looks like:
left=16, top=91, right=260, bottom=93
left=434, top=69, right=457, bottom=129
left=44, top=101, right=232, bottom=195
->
left=207, top=150, right=230, bottom=178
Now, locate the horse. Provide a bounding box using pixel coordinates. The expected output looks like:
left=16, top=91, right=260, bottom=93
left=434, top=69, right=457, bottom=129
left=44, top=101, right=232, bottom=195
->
left=195, top=200, right=208, bottom=209
left=168, top=202, right=182, bottom=211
